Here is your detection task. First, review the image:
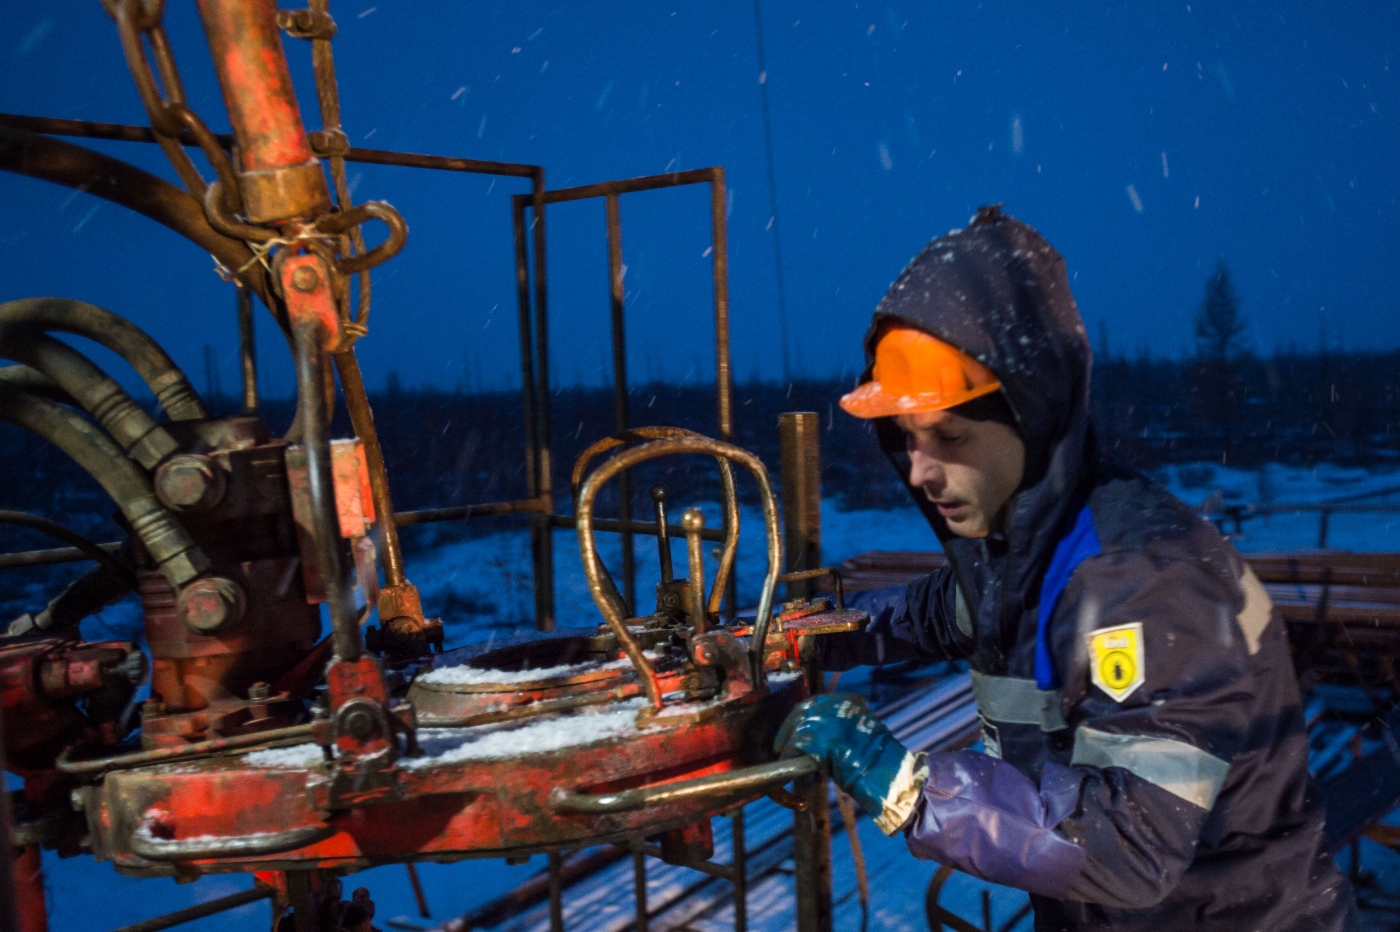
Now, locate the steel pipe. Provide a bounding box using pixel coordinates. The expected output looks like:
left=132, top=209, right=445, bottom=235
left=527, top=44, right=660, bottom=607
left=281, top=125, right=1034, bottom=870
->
left=548, top=757, right=817, bottom=814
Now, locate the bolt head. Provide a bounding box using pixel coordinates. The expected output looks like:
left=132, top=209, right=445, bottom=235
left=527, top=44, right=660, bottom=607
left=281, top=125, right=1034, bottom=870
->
left=291, top=265, right=321, bottom=292
left=155, top=455, right=225, bottom=512
left=343, top=708, right=376, bottom=740
left=248, top=682, right=272, bottom=701
left=179, top=577, right=246, bottom=634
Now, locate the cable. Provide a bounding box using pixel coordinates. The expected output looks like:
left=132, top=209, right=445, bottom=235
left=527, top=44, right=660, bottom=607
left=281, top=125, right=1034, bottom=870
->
left=0, top=510, right=135, bottom=587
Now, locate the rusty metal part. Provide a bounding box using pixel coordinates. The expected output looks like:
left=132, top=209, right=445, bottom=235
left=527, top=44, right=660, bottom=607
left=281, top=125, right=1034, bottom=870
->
left=1, top=638, right=143, bottom=762
left=56, top=723, right=315, bottom=776
left=0, top=298, right=208, bottom=421
left=0, top=127, right=276, bottom=314
left=334, top=351, right=404, bottom=585
left=0, top=719, right=17, bottom=932
left=176, top=576, right=246, bottom=634
left=193, top=0, right=329, bottom=222
left=576, top=435, right=783, bottom=712
left=548, top=757, right=817, bottom=814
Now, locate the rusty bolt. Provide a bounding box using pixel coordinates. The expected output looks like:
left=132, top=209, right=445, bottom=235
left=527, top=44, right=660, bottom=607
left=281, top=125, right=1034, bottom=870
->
left=343, top=707, right=377, bottom=740
left=178, top=577, right=246, bottom=634
left=248, top=682, right=272, bottom=701
left=291, top=265, right=321, bottom=292
left=154, top=454, right=225, bottom=512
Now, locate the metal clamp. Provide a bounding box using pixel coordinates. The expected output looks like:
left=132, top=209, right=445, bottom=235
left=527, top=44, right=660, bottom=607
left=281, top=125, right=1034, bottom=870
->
left=548, top=756, right=817, bottom=814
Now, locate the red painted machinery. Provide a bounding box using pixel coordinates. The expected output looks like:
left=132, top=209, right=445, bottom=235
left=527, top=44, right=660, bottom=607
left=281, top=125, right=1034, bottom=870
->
left=0, top=3, right=858, bottom=929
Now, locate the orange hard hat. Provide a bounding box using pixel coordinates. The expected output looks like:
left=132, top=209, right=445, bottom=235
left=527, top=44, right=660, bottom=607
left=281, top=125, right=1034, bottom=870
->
left=839, top=326, right=1001, bottom=419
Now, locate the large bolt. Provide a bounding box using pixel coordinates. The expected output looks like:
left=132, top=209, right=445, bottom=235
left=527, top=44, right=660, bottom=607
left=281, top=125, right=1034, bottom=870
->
left=154, top=454, right=225, bottom=512
left=291, top=265, right=321, bottom=292
left=343, top=707, right=376, bottom=740
left=178, top=577, right=246, bottom=634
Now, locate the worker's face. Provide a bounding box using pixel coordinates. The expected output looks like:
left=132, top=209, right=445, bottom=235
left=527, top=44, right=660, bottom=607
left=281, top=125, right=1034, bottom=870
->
left=895, top=410, right=1025, bottom=539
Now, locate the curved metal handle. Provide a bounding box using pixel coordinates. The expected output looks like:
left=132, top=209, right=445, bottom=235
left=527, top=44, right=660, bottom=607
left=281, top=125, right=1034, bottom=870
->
left=132, top=816, right=334, bottom=862
left=576, top=435, right=783, bottom=711
left=548, top=756, right=818, bottom=814
left=571, top=426, right=740, bottom=618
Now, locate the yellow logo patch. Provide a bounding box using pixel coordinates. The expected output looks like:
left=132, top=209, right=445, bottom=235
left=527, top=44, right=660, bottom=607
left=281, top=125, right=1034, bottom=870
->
left=1088, top=622, right=1145, bottom=702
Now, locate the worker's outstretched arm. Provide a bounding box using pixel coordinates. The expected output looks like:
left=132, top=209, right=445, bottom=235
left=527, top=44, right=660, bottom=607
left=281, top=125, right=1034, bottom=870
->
left=814, top=567, right=975, bottom=670
left=784, top=557, right=1269, bottom=909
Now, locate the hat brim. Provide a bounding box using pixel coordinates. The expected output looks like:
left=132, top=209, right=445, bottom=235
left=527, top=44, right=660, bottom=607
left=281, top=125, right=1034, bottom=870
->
left=838, top=380, right=1001, bottom=420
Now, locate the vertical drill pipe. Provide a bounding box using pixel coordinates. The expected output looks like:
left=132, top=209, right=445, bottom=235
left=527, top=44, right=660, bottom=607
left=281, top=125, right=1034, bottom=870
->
left=531, top=173, right=556, bottom=632
left=195, top=0, right=314, bottom=173
left=237, top=284, right=259, bottom=414
left=294, top=325, right=359, bottom=660
left=334, top=350, right=405, bottom=588
left=778, top=412, right=822, bottom=598
left=708, top=172, right=733, bottom=441
left=606, top=193, right=636, bottom=614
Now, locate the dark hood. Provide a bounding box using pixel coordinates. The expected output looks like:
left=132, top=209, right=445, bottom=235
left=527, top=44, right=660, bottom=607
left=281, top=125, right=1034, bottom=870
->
left=859, top=205, right=1096, bottom=671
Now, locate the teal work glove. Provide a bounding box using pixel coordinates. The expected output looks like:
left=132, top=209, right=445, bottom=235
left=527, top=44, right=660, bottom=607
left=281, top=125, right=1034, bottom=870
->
left=775, top=693, right=928, bottom=835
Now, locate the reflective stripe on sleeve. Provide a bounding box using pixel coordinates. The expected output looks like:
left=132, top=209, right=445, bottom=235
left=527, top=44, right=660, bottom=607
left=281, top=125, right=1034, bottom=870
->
left=1070, top=725, right=1230, bottom=810
left=969, top=670, right=1068, bottom=732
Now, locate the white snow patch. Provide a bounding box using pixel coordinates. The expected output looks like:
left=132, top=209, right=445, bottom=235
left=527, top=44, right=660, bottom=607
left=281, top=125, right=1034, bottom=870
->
left=244, top=744, right=325, bottom=769
left=403, top=700, right=648, bottom=767
left=416, top=654, right=633, bottom=687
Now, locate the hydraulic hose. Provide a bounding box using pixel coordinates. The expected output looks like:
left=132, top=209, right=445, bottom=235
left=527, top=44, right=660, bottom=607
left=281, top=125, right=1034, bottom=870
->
left=0, top=365, right=75, bottom=407
left=0, top=127, right=279, bottom=324
left=0, top=511, right=136, bottom=636
left=0, top=298, right=207, bottom=422
left=0, top=386, right=208, bottom=590
left=294, top=325, right=359, bottom=660
left=0, top=326, right=179, bottom=469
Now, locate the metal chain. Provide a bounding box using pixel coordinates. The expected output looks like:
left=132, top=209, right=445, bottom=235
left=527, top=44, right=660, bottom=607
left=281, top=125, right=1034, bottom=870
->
left=104, top=0, right=409, bottom=348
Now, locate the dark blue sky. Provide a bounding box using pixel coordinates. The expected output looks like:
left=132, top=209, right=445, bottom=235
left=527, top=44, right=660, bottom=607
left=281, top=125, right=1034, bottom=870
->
left=2, top=2, right=1397, bottom=397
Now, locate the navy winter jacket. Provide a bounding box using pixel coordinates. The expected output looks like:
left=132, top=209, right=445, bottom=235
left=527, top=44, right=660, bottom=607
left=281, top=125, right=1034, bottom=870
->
left=821, top=207, right=1356, bottom=931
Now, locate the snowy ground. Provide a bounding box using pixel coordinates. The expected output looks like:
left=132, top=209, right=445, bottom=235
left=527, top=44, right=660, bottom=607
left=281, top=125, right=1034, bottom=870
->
left=36, top=461, right=1400, bottom=930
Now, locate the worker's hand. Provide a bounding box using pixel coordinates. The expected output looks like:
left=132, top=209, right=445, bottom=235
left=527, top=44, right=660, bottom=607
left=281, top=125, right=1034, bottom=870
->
left=774, top=693, right=927, bottom=835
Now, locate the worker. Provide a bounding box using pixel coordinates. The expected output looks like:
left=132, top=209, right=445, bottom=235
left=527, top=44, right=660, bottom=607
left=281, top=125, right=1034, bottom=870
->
left=776, top=205, right=1357, bottom=930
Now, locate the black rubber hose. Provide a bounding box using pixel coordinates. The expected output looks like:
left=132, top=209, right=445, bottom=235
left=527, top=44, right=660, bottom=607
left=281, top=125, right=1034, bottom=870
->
left=293, top=325, right=359, bottom=661
left=0, top=127, right=280, bottom=326
left=0, top=298, right=207, bottom=422
left=0, top=386, right=207, bottom=589
left=0, top=365, right=76, bottom=407
left=0, top=510, right=135, bottom=586
left=0, top=326, right=179, bottom=469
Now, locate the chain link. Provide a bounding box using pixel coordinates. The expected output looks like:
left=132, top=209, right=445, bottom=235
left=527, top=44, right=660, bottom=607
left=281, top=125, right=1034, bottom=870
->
left=104, top=0, right=407, bottom=348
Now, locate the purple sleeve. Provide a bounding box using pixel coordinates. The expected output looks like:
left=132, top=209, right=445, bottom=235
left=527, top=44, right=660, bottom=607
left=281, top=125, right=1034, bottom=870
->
left=904, top=751, right=1087, bottom=899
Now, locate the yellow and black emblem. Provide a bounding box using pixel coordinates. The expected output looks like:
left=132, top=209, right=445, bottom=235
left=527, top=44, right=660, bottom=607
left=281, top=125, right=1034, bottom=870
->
left=1088, top=622, right=1145, bottom=702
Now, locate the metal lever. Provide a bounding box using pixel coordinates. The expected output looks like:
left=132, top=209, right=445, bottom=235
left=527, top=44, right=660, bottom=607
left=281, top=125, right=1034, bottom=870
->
left=682, top=508, right=708, bottom=635
left=651, top=484, right=673, bottom=584
left=131, top=814, right=334, bottom=861
left=548, top=756, right=818, bottom=814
